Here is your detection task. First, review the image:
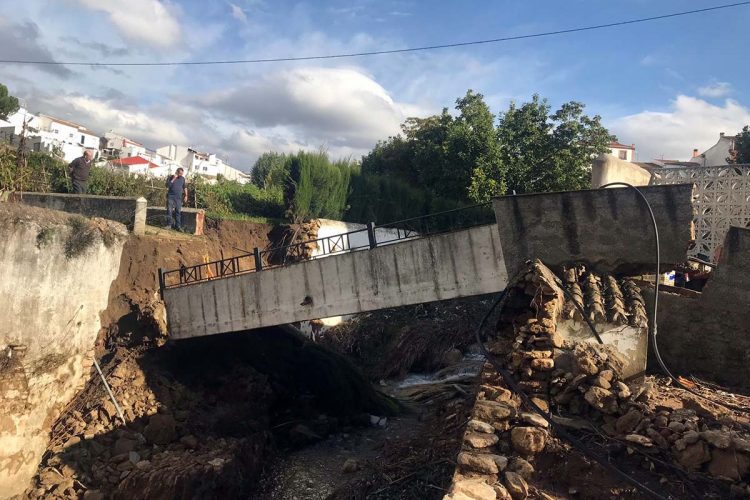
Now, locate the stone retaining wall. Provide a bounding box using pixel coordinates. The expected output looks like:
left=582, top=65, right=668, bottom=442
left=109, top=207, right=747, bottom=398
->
left=10, top=192, right=146, bottom=235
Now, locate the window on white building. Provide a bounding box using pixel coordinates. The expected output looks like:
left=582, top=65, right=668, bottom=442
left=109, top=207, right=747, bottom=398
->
left=618, top=150, right=628, bottom=160
left=81, top=135, right=85, bottom=144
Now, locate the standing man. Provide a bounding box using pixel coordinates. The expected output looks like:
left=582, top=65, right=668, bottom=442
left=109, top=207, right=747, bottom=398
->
left=68, top=149, right=94, bottom=194
left=166, top=168, right=188, bottom=231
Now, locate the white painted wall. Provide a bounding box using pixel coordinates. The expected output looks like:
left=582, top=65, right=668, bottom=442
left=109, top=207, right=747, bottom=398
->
left=700, top=133, right=735, bottom=167
left=591, top=153, right=651, bottom=188
left=0, top=209, right=127, bottom=497
left=608, top=146, right=634, bottom=162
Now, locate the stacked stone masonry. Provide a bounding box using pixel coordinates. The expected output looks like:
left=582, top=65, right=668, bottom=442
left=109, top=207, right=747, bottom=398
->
left=444, top=260, right=750, bottom=500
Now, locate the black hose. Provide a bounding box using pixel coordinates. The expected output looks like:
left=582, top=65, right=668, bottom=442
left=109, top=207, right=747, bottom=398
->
left=474, top=286, right=668, bottom=500
left=599, top=182, right=748, bottom=414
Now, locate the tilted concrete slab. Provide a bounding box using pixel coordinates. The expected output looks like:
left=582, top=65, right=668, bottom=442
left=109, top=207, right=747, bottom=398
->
left=164, top=184, right=695, bottom=343
left=165, top=224, right=507, bottom=339
left=493, top=184, right=695, bottom=277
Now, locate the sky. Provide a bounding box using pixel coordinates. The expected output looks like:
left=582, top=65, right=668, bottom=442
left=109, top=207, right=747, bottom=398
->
left=0, top=0, right=749, bottom=170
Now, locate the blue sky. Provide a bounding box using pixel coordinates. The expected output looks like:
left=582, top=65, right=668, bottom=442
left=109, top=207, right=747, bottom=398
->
left=0, top=0, right=748, bottom=168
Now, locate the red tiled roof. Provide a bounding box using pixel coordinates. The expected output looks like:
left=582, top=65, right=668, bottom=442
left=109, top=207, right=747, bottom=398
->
left=609, top=141, right=635, bottom=150
left=112, top=156, right=160, bottom=169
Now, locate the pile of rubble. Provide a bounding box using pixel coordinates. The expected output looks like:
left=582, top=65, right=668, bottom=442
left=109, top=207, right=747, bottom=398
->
left=26, top=350, right=272, bottom=499
left=445, top=260, right=750, bottom=499
left=265, top=220, right=322, bottom=265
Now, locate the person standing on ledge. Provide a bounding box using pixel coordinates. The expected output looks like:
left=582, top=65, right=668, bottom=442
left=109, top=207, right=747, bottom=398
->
left=165, top=168, right=188, bottom=231
left=68, top=149, right=94, bottom=194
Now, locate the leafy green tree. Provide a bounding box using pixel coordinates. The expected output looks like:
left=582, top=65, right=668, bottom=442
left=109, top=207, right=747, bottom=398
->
left=482, top=95, right=614, bottom=198
left=251, top=152, right=289, bottom=189
left=0, top=84, right=19, bottom=121
left=284, top=151, right=353, bottom=222
left=447, top=90, right=501, bottom=202
left=361, top=90, right=498, bottom=202
left=729, top=126, right=750, bottom=164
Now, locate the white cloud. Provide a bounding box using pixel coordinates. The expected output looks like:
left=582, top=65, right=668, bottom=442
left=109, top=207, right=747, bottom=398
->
left=612, top=95, right=750, bottom=161
left=698, top=81, right=732, bottom=98
left=229, top=3, right=247, bottom=22
left=76, top=0, right=181, bottom=48
left=36, top=93, right=190, bottom=146
left=203, top=67, right=427, bottom=150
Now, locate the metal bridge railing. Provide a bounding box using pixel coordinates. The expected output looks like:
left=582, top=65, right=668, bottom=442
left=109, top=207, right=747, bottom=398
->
left=159, top=202, right=495, bottom=293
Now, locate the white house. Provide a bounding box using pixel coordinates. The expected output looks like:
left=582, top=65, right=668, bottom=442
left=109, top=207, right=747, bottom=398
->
left=102, top=131, right=146, bottom=159
left=0, top=107, right=42, bottom=142
left=34, top=114, right=100, bottom=162
left=156, top=144, right=250, bottom=184
left=690, top=132, right=736, bottom=167
left=608, top=141, right=636, bottom=162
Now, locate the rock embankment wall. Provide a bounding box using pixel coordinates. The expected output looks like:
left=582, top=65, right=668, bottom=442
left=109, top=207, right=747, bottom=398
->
left=0, top=204, right=127, bottom=498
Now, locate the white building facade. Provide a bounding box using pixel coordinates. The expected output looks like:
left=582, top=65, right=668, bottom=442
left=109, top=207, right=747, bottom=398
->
left=608, top=142, right=636, bottom=162
left=156, top=144, right=250, bottom=183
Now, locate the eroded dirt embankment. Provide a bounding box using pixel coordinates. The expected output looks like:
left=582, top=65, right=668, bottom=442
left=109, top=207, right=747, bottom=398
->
left=25, top=218, right=407, bottom=499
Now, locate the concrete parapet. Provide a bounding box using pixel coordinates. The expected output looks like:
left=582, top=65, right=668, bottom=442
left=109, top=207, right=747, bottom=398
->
left=493, top=184, right=695, bottom=277
left=146, top=206, right=205, bottom=235
left=9, top=191, right=147, bottom=233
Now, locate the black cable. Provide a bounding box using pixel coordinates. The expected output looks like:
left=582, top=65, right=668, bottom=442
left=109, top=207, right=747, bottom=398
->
left=1, top=2, right=748, bottom=67
left=599, top=182, right=749, bottom=414
left=474, top=285, right=668, bottom=500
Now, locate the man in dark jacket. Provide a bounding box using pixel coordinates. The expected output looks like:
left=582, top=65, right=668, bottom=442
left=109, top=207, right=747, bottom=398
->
left=165, top=168, right=189, bottom=230
left=68, top=149, right=94, bottom=194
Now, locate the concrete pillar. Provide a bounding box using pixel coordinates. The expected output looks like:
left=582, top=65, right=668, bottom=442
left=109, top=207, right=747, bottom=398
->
left=133, top=197, right=147, bottom=235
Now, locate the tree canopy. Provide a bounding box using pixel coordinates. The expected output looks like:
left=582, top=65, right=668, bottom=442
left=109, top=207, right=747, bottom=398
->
left=729, top=126, right=750, bottom=164
left=0, top=83, right=19, bottom=121
left=360, top=91, right=615, bottom=203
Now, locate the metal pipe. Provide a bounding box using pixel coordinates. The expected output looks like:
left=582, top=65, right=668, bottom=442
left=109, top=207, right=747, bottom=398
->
left=92, top=357, right=126, bottom=426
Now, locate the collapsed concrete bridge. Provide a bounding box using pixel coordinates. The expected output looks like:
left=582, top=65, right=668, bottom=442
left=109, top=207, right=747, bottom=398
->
left=161, top=184, right=694, bottom=343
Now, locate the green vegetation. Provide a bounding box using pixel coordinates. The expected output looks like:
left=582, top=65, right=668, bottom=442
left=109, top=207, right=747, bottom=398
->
left=0, top=84, right=19, bottom=121
left=362, top=90, right=615, bottom=205
left=1, top=89, right=613, bottom=229
left=64, top=216, right=97, bottom=259
left=36, top=227, right=55, bottom=248
left=0, top=145, right=285, bottom=221
left=283, top=151, right=352, bottom=223
left=729, top=126, right=750, bottom=164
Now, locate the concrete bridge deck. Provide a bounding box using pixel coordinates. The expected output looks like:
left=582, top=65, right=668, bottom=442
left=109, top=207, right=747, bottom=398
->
left=162, top=185, right=695, bottom=340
